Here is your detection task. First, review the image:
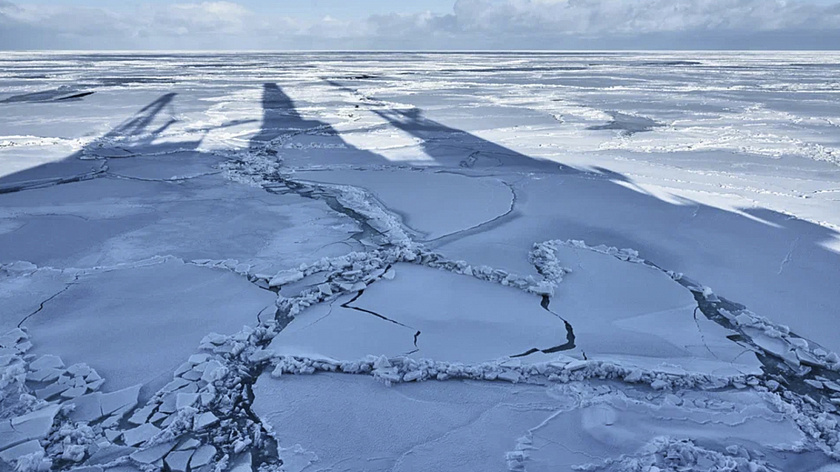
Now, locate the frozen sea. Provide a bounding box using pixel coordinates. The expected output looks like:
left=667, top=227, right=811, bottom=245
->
left=1, top=51, right=840, bottom=471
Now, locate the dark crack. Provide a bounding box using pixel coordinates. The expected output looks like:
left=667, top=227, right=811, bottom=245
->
left=17, top=276, right=79, bottom=328
left=511, top=295, right=576, bottom=358
left=341, top=289, right=418, bottom=332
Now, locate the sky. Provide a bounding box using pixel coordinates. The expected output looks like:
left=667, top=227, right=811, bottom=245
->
left=1, top=0, right=840, bottom=50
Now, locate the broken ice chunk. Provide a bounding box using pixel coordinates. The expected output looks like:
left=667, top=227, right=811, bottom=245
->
left=61, top=386, right=89, bottom=399
left=67, top=364, right=92, bottom=377
left=123, top=424, right=161, bottom=447
left=0, top=328, right=28, bottom=348
left=317, top=283, right=333, bottom=296
left=189, top=444, right=216, bottom=468
left=67, top=393, right=104, bottom=422
left=161, top=378, right=190, bottom=394
left=11, top=404, right=60, bottom=438
left=86, top=444, right=135, bottom=465
left=62, top=444, right=86, bottom=462
left=129, top=442, right=175, bottom=465
left=159, top=394, right=177, bottom=414
left=100, top=385, right=141, bottom=416
left=269, top=270, right=305, bottom=288
left=193, top=412, right=218, bottom=430
left=176, top=439, right=201, bottom=451
left=804, top=379, right=825, bottom=390
left=0, top=439, right=44, bottom=463
left=26, top=367, right=64, bottom=382
left=188, top=354, right=211, bottom=365
left=149, top=412, right=168, bottom=424
left=34, top=382, right=71, bottom=400
left=200, top=360, right=226, bottom=383
left=164, top=449, right=195, bottom=472
left=176, top=393, right=199, bottom=410
left=29, top=355, right=64, bottom=371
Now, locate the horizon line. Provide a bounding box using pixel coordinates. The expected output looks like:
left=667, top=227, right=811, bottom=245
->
left=3, top=49, right=840, bottom=54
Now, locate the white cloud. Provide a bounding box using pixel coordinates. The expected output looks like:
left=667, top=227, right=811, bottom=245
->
left=450, top=0, right=840, bottom=35
left=1, top=0, right=839, bottom=50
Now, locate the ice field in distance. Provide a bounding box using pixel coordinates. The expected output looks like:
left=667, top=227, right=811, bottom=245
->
left=1, top=51, right=840, bottom=471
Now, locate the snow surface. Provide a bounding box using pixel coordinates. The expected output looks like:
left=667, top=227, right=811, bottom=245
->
left=1, top=51, right=840, bottom=471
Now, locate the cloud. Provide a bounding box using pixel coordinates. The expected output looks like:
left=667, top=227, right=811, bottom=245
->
left=1, top=0, right=839, bottom=50
left=450, top=0, right=840, bottom=36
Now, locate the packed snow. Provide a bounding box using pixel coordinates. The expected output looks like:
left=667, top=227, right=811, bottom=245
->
left=1, top=51, right=840, bottom=471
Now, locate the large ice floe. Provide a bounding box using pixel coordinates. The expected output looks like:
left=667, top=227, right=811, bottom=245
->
left=2, top=51, right=840, bottom=471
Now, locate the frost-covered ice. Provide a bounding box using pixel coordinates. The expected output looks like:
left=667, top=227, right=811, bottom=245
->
left=2, top=52, right=840, bottom=471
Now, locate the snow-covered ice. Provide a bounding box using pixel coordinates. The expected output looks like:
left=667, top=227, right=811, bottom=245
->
left=2, top=51, right=840, bottom=471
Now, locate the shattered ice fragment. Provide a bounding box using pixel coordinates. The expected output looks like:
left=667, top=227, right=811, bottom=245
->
left=164, top=449, right=194, bottom=472
left=248, top=350, right=274, bottom=363
left=269, top=270, right=305, bottom=288
left=232, top=439, right=251, bottom=454
left=181, top=370, right=202, bottom=381
left=824, top=381, right=840, bottom=392
left=528, top=282, right=554, bottom=296
left=0, top=439, right=44, bottom=463
left=564, top=360, right=589, bottom=372
left=373, top=356, right=391, bottom=370
left=790, top=338, right=809, bottom=349
left=177, top=439, right=201, bottom=451
left=498, top=371, right=521, bottom=383
left=403, top=370, right=423, bottom=382
left=149, top=412, right=168, bottom=423
left=129, top=442, right=175, bottom=465
left=188, top=354, right=211, bottom=365
left=200, top=361, right=226, bottom=383
left=11, top=404, right=60, bottom=438
left=650, top=379, right=670, bottom=390
left=86, top=379, right=105, bottom=391
left=189, top=445, right=216, bottom=469
left=67, top=393, right=104, bottom=422
left=162, top=378, right=191, bottom=393
left=29, top=355, right=64, bottom=371
left=804, top=379, right=824, bottom=390
left=159, top=394, right=177, bottom=414
left=176, top=393, right=199, bottom=410
left=61, top=444, right=86, bottom=462
left=0, top=328, right=28, bottom=348
left=61, top=386, right=89, bottom=399
left=86, top=444, right=135, bottom=465
left=734, top=314, right=754, bottom=326
left=317, top=283, right=333, bottom=296
left=26, top=367, right=63, bottom=382
left=102, top=404, right=134, bottom=428
left=67, top=364, right=91, bottom=377
left=193, top=412, right=218, bottom=430
left=100, top=384, right=141, bottom=416
left=123, top=424, right=161, bottom=447
left=34, top=382, right=70, bottom=400
left=201, top=333, right=228, bottom=346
